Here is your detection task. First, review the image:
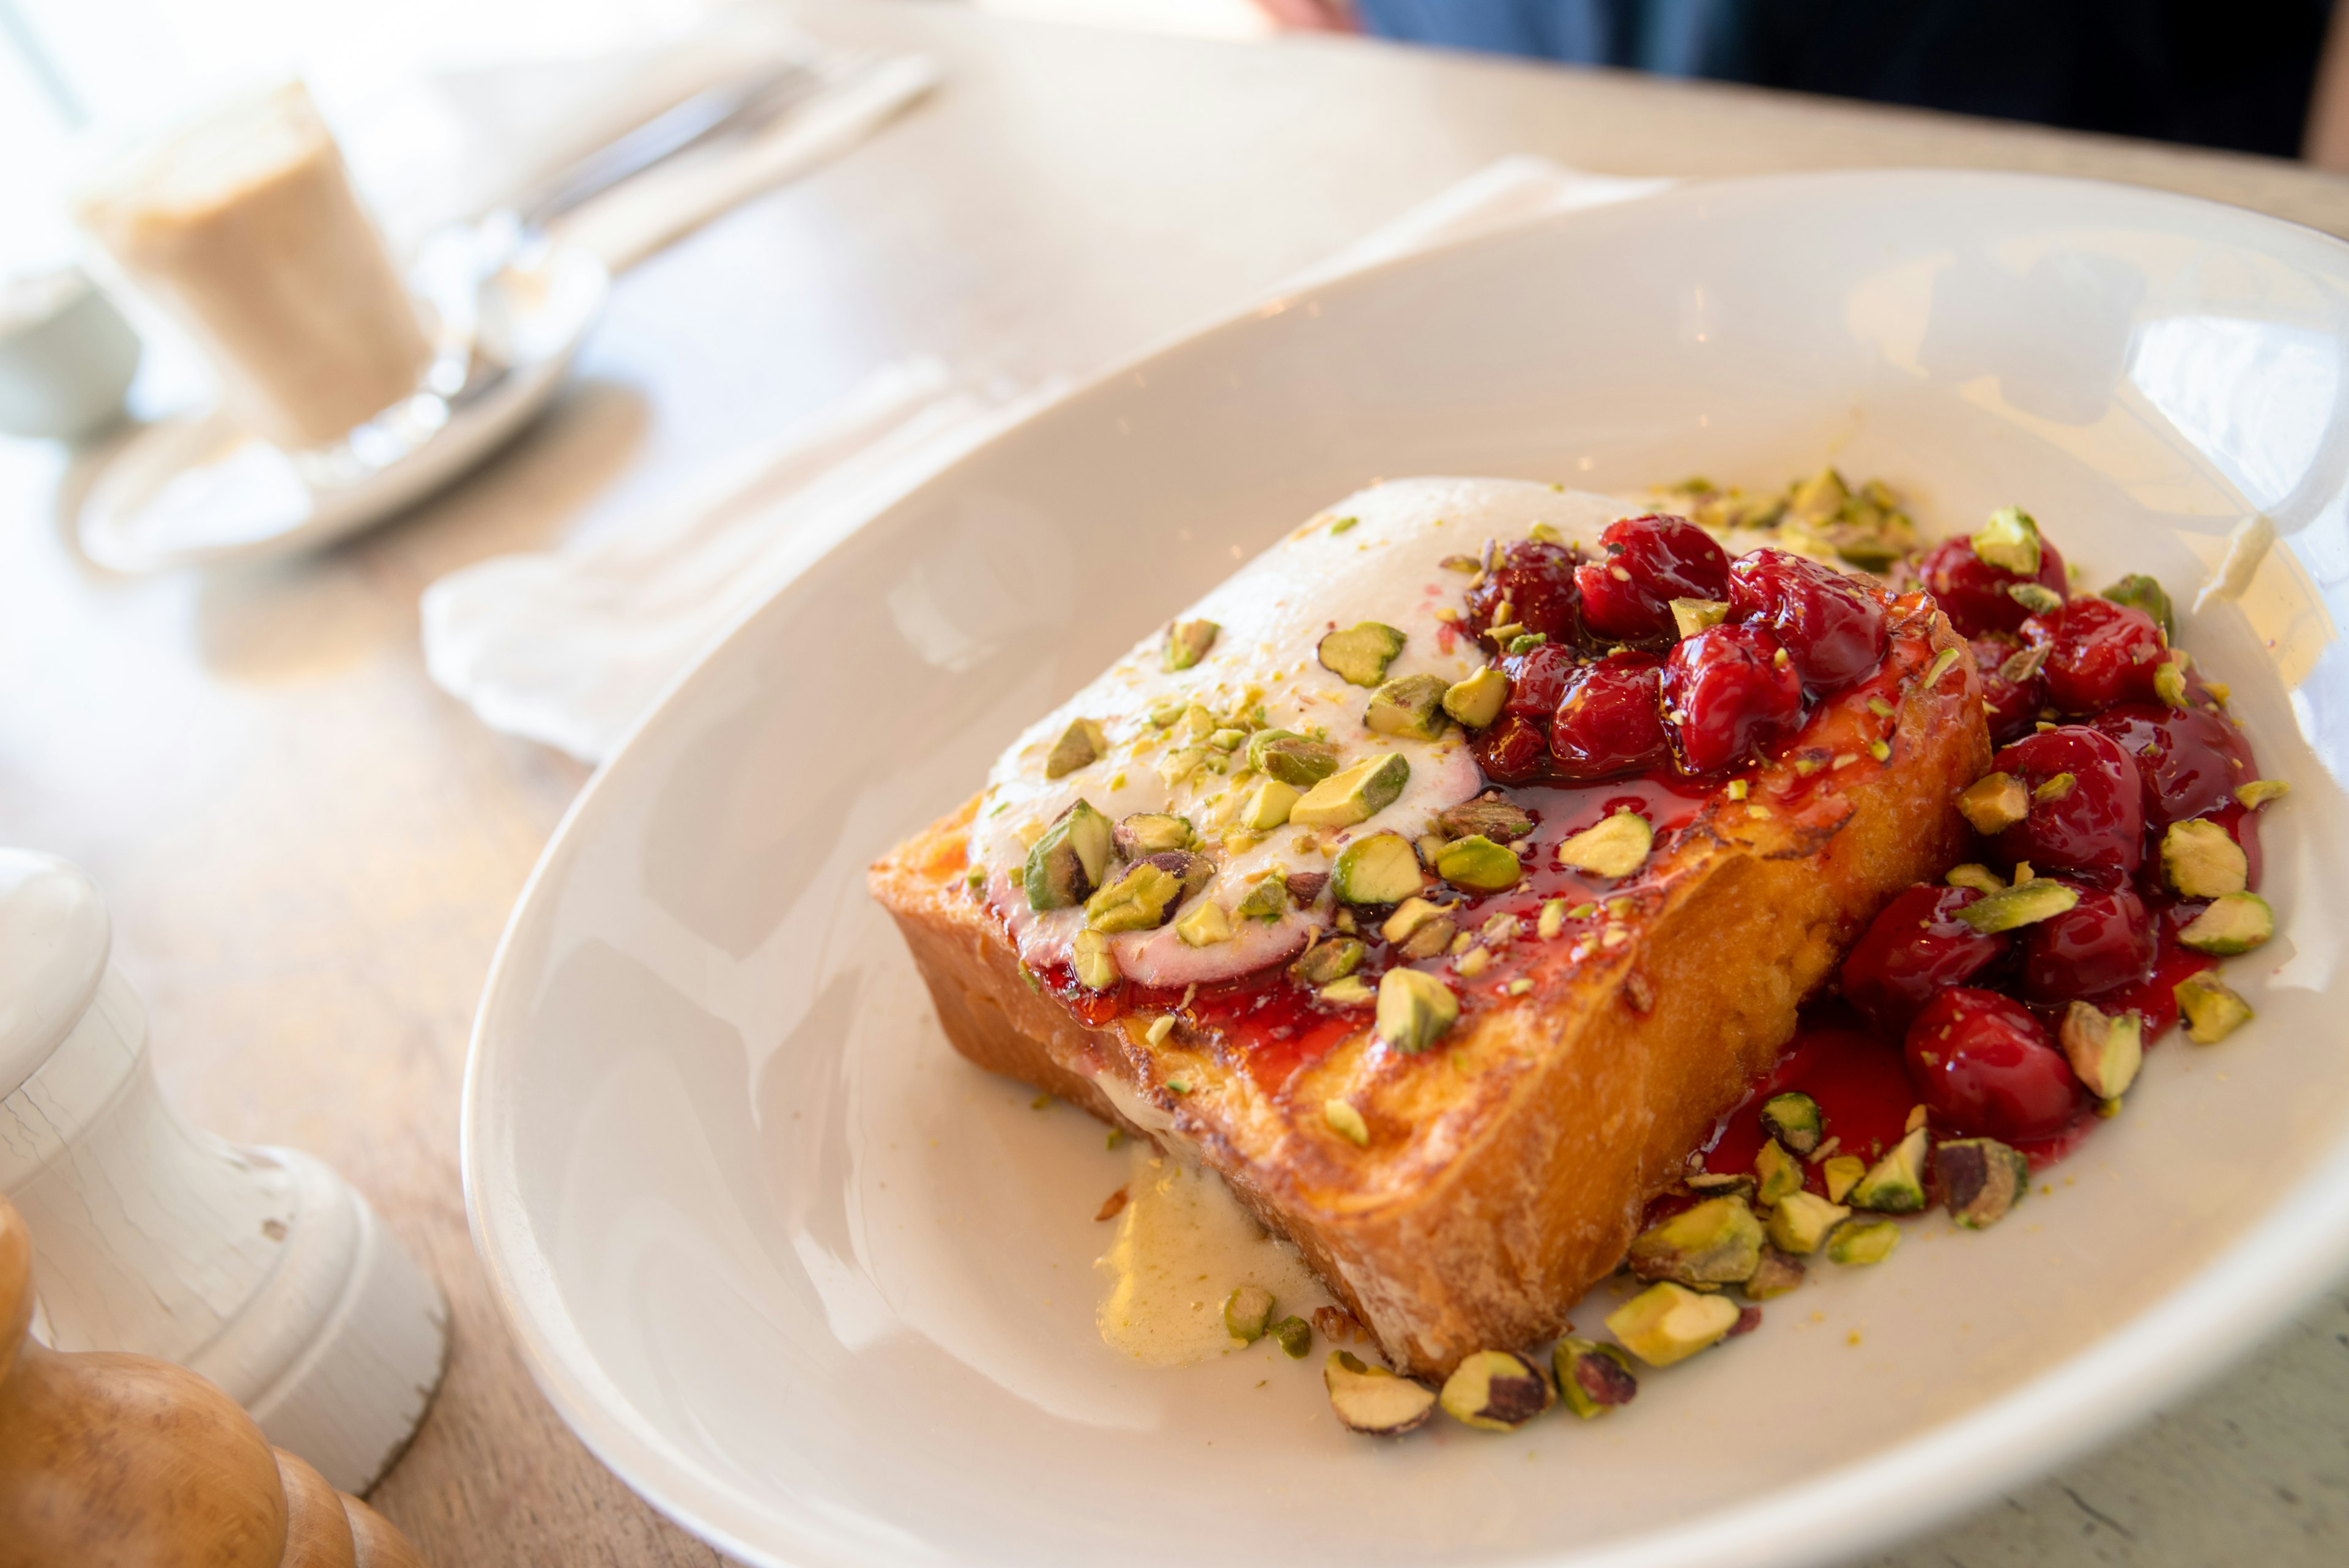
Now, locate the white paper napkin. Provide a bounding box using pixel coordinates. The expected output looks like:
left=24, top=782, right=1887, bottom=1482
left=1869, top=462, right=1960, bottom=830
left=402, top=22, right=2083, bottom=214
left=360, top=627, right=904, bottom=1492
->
left=419, top=157, right=1672, bottom=764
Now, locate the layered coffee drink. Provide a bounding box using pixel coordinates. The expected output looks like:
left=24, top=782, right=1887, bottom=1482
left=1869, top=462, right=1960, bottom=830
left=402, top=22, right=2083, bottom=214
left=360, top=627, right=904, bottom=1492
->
left=77, top=83, right=432, bottom=449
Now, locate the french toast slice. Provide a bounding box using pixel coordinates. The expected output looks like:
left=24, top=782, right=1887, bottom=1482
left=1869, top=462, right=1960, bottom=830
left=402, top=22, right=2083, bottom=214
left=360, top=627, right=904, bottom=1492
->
left=869, top=484, right=1989, bottom=1377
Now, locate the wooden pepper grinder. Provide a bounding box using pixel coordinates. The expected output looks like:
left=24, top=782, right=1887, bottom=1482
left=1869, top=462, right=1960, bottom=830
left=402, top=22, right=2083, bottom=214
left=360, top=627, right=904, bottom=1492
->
left=0, top=1189, right=434, bottom=1566
left=0, top=850, right=447, bottom=1494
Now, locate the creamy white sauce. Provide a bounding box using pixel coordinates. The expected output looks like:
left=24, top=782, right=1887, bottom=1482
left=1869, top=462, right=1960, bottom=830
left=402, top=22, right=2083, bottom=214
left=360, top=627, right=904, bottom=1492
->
left=976, top=478, right=1641, bottom=987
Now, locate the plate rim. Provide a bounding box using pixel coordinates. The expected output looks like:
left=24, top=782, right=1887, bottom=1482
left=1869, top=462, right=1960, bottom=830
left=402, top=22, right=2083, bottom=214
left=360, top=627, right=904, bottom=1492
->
left=461, top=165, right=2349, bottom=1568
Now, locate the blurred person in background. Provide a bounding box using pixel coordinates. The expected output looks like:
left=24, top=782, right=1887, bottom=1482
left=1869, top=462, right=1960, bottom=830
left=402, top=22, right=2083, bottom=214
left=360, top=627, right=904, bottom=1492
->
left=1256, top=0, right=2337, bottom=161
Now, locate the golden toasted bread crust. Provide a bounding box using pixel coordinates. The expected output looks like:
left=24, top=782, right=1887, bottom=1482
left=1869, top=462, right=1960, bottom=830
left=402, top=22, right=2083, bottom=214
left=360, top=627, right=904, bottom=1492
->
left=870, top=606, right=1987, bottom=1376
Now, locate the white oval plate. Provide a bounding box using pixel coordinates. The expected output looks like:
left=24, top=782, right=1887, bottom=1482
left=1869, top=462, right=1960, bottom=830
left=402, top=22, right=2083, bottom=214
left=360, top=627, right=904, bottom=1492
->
left=464, top=171, right=2349, bottom=1568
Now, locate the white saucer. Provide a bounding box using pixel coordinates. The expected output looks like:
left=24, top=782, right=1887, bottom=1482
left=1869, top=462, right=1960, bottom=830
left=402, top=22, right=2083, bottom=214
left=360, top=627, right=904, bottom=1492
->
left=76, top=231, right=606, bottom=574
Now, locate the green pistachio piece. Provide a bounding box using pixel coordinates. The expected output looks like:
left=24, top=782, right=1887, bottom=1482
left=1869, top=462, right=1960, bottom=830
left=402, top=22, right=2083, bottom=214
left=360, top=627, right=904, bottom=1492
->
left=1787, top=466, right=1850, bottom=520
left=1934, top=1137, right=2030, bottom=1230
left=1023, top=800, right=1116, bottom=911
left=2101, top=573, right=2176, bottom=640
left=1971, top=505, right=2043, bottom=577
left=1848, top=1126, right=1929, bottom=1213
left=1293, top=937, right=1367, bottom=987
left=1759, top=1091, right=1824, bottom=1156
left=1439, top=1350, right=1555, bottom=1432
left=1945, top=862, right=2006, bottom=895
left=1247, top=729, right=1341, bottom=787
left=1555, top=810, right=1653, bottom=879
left=1291, top=753, right=1410, bottom=829
left=1318, top=975, right=1376, bottom=1007
left=1071, top=928, right=1121, bottom=990
left=1627, top=1195, right=1765, bottom=1287
left=2162, top=818, right=2248, bottom=898
left=1374, top=967, right=1458, bottom=1054
left=2007, top=582, right=2063, bottom=615
left=1242, top=778, right=1302, bottom=832
left=1224, top=1284, right=1275, bottom=1343
left=1332, top=831, right=1425, bottom=905
left=2154, top=656, right=2191, bottom=709
left=1956, top=771, right=2029, bottom=834
left=1553, top=1338, right=1638, bottom=1419
left=1686, top=1172, right=1757, bottom=1203
left=1365, top=674, right=1452, bottom=741
left=2178, top=891, right=2273, bottom=955
left=2058, top=1000, right=2142, bottom=1099
left=2236, top=778, right=2290, bottom=810
left=1754, top=1139, right=1805, bottom=1206
left=2034, top=771, right=2076, bottom=803
left=1044, top=718, right=1108, bottom=779
left=1269, top=1315, right=1313, bottom=1358
left=2176, top=971, right=2254, bottom=1043
left=1744, top=1246, right=1806, bottom=1300
left=1324, top=1350, right=1436, bottom=1435
left=1324, top=1098, right=1370, bottom=1147
left=1317, top=621, right=1408, bottom=687
left=1435, top=793, right=1534, bottom=842
left=1764, top=1191, right=1850, bottom=1255
left=1154, top=746, right=1206, bottom=792
left=1085, top=860, right=1183, bottom=932
left=1434, top=834, right=1522, bottom=893
left=1114, top=812, right=1193, bottom=857
left=1175, top=898, right=1234, bottom=948
left=1506, top=634, right=1548, bottom=655
left=1234, top=876, right=1288, bottom=923
left=1206, top=727, right=1247, bottom=752
left=1163, top=618, right=1219, bottom=671
left=1825, top=1216, right=1901, bottom=1266
left=1397, top=913, right=1457, bottom=960
left=1379, top=896, right=1445, bottom=943
left=1606, top=1282, right=1740, bottom=1368
left=1821, top=1154, right=1865, bottom=1205
left=1441, top=666, right=1510, bottom=729
left=1671, top=598, right=1729, bottom=639
left=1954, top=878, right=2079, bottom=933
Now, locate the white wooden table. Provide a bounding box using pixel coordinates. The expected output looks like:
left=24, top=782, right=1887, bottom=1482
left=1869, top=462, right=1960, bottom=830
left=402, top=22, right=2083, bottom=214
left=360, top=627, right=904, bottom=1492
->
left=2, top=2, right=2345, bottom=1561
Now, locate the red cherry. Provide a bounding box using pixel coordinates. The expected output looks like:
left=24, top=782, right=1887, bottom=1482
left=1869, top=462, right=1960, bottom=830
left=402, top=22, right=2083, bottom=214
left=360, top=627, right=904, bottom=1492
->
left=1918, top=533, right=2069, bottom=637
left=1904, top=987, right=2084, bottom=1141
left=1472, top=714, right=1549, bottom=784
left=2090, top=702, right=2256, bottom=828
left=2019, top=597, right=2166, bottom=714
left=1990, top=726, right=2145, bottom=877
left=1840, top=884, right=2012, bottom=1033
left=1549, top=651, right=1669, bottom=779
left=1466, top=540, right=1582, bottom=641
left=1970, top=634, right=2047, bottom=745
left=2020, top=882, right=2156, bottom=1003
left=1661, top=623, right=1806, bottom=773
left=1499, top=642, right=1579, bottom=721
left=1574, top=515, right=1731, bottom=641
left=1726, top=549, right=1888, bottom=695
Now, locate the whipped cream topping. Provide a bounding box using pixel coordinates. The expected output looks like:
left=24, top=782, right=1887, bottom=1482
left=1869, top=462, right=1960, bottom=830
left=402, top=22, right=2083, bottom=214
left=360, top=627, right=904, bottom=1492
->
left=974, top=477, right=1643, bottom=989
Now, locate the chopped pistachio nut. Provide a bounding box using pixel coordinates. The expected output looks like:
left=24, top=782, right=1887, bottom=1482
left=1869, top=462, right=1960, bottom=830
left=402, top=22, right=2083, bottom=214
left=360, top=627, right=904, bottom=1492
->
left=1439, top=1350, right=1556, bottom=1432
left=1293, top=937, right=1367, bottom=986
left=1324, top=1098, right=1370, bottom=1147
left=2034, top=771, right=2076, bottom=803
left=1381, top=896, right=1449, bottom=945
left=1269, top=1316, right=1313, bottom=1358
left=1455, top=946, right=1492, bottom=978
left=1375, top=967, right=1459, bottom=1054
left=1505, top=634, right=1547, bottom=655
left=1528, top=521, right=1566, bottom=544
left=1163, top=619, right=1219, bottom=671
left=1439, top=553, right=1480, bottom=573
left=1934, top=1138, right=2030, bottom=1230
left=1319, top=975, right=1376, bottom=1007
left=1627, top=1195, right=1765, bottom=1288
left=1365, top=674, right=1452, bottom=741
left=2006, top=582, right=2063, bottom=615
left=1685, top=1172, right=1757, bottom=1203
left=1086, top=861, right=1184, bottom=932
left=1437, top=793, right=1535, bottom=842
left=1556, top=810, right=1653, bottom=879
left=1044, top=718, right=1108, bottom=779
left=2236, top=778, right=2290, bottom=810
left=1023, top=800, right=1116, bottom=911
left=2162, top=818, right=2248, bottom=898
left=1398, top=913, right=1458, bottom=960
left=1606, top=1281, right=1741, bottom=1367
left=1333, top=831, right=1425, bottom=905
left=1175, top=898, right=1233, bottom=948
left=1954, top=878, right=2079, bottom=934
left=1324, top=1350, right=1437, bottom=1435
left=1972, top=506, right=2043, bottom=576
left=1946, top=862, right=2006, bottom=895
left=1537, top=899, right=1567, bottom=939
left=1246, top=729, right=1341, bottom=787
left=1825, top=1216, right=1901, bottom=1266
left=2176, top=971, right=2254, bottom=1043
left=1820, top=1154, right=1866, bottom=1205
left=1745, top=1247, right=1806, bottom=1301
left=1759, top=1091, right=1824, bottom=1156
left=2178, top=891, right=2274, bottom=955
left=1671, top=598, right=1730, bottom=639
left=2101, top=573, right=2176, bottom=640
left=1765, top=1191, right=1850, bottom=1255
left=1328, top=515, right=1358, bottom=535
left=2153, top=656, right=2190, bottom=709
left=1849, top=1127, right=1929, bottom=1213
left=2060, top=1000, right=2143, bottom=1099
left=1291, top=752, right=1410, bottom=828
left=1553, top=1338, right=1639, bottom=1419
left=1317, top=621, right=1408, bottom=687
left=1435, top=834, right=1523, bottom=893
left=1234, top=875, right=1288, bottom=924
left=1754, top=1139, right=1806, bottom=1206
left=1441, top=666, right=1510, bottom=730
left=1071, top=928, right=1121, bottom=990
left=1206, top=727, right=1247, bottom=752
left=1143, top=1014, right=1176, bottom=1047
left=1225, top=1284, right=1276, bottom=1343
left=1957, top=771, right=2029, bottom=834
left=1921, top=645, right=1964, bottom=689
left=1241, top=777, right=1302, bottom=832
